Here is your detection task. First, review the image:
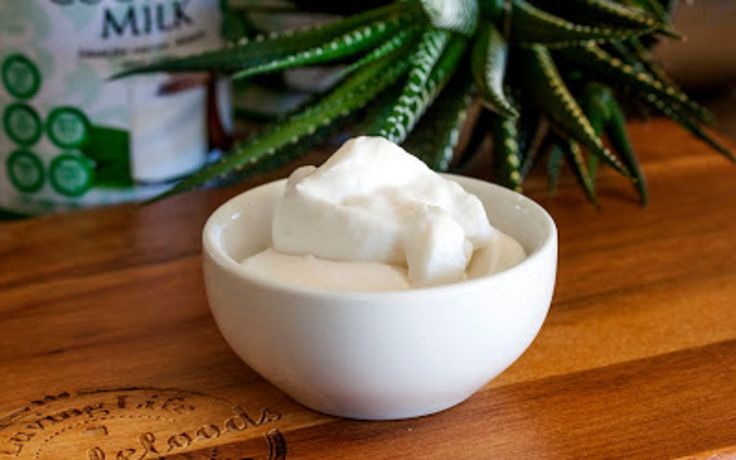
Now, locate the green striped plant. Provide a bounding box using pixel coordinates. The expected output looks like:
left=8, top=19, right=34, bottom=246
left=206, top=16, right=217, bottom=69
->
left=122, top=0, right=733, bottom=204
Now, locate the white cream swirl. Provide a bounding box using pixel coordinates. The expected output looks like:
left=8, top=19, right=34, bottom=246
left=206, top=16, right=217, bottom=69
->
left=271, top=136, right=503, bottom=287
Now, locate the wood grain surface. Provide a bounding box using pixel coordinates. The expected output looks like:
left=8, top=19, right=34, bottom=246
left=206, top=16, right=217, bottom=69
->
left=1, top=119, right=735, bottom=459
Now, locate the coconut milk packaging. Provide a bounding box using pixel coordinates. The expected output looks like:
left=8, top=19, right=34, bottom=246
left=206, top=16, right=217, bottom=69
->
left=0, top=0, right=226, bottom=215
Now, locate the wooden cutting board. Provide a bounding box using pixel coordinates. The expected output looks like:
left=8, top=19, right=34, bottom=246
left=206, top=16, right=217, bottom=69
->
left=1, top=119, right=735, bottom=459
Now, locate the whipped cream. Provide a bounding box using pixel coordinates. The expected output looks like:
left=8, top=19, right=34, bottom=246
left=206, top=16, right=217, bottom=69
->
left=239, top=136, right=526, bottom=289
left=273, top=136, right=497, bottom=287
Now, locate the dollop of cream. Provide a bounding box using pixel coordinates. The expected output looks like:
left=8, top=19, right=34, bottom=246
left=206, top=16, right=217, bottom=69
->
left=268, top=136, right=509, bottom=287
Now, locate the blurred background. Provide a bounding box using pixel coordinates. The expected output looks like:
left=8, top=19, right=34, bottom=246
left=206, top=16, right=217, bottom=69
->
left=0, top=0, right=733, bottom=218
left=654, top=0, right=736, bottom=134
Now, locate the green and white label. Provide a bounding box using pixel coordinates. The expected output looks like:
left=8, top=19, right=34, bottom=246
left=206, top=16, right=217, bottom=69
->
left=49, top=153, right=95, bottom=197
left=1, top=54, right=41, bottom=100
left=6, top=150, right=44, bottom=193
left=0, top=0, right=224, bottom=214
left=3, top=103, right=42, bottom=146
left=46, top=107, right=92, bottom=149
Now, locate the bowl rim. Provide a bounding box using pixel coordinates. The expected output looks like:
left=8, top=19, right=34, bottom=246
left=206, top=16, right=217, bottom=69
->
left=203, top=174, right=557, bottom=300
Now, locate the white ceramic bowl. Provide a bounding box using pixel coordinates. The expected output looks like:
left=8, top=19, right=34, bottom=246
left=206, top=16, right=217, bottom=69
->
left=203, top=175, right=557, bottom=420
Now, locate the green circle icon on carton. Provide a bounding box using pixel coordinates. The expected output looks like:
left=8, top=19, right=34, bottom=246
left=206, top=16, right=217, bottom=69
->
left=3, top=103, right=42, bottom=146
left=49, top=153, right=94, bottom=197
left=47, top=107, right=91, bottom=149
left=1, top=54, right=42, bottom=100
left=7, top=150, right=44, bottom=193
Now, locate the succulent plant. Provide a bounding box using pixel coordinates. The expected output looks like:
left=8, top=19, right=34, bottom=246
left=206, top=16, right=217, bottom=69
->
left=122, top=0, right=734, bottom=204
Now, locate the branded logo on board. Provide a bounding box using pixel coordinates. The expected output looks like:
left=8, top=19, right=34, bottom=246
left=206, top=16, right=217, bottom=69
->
left=0, top=387, right=287, bottom=459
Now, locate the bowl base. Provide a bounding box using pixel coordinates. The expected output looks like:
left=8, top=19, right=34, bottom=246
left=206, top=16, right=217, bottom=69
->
left=290, top=392, right=474, bottom=421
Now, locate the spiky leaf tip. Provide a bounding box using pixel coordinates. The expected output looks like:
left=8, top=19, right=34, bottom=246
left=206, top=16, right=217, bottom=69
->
left=519, top=116, right=551, bottom=180
left=556, top=138, right=599, bottom=205
left=471, top=24, right=518, bottom=118
left=519, top=45, right=630, bottom=177
left=623, top=0, right=670, bottom=22
left=452, top=108, right=494, bottom=172
left=231, top=19, right=401, bottom=80
left=510, top=0, right=655, bottom=48
left=647, top=94, right=736, bottom=163
left=557, top=43, right=712, bottom=124
left=538, top=0, right=676, bottom=37
left=114, top=1, right=423, bottom=78
left=338, top=27, right=421, bottom=79
left=582, top=83, right=649, bottom=204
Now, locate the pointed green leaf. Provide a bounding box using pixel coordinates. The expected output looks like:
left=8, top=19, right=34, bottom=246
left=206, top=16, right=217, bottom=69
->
left=578, top=83, right=606, bottom=188
left=646, top=94, right=736, bottom=162
left=536, top=0, right=676, bottom=36
left=352, top=83, right=406, bottom=136
left=338, top=27, right=421, bottom=78
left=588, top=149, right=600, bottom=186
left=510, top=0, right=653, bottom=47
left=605, top=95, right=649, bottom=204
left=519, top=45, right=630, bottom=176
left=566, top=139, right=599, bottom=206
left=403, top=73, right=473, bottom=171
left=556, top=43, right=712, bottom=124
left=471, top=24, right=518, bottom=118
left=213, top=120, right=341, bottom=191
left=582, top=82, right=649, bottom=204
left=626, top=38, right=675, bottom=84
left=607, top=40, right=649, bottom=74
left=520, top=116, right=550, bottom=179
left=622, top=0, right=669, bottom=22
left=230, top=20, right=400, bottom=80
left=115, top=1, right=423, bottom=78
left=373, top=31, right=469, bottom=143
left=153, top=49, right=413, bottom=200
left=490, top=114, right=523, bottom=191
left=452, top=109, right=494, bottom=172
left=547, top=142, right=564, bottom=194
left=372, top=29, right=451, bottom=141
left=557, top=139, right=599, bottom=205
